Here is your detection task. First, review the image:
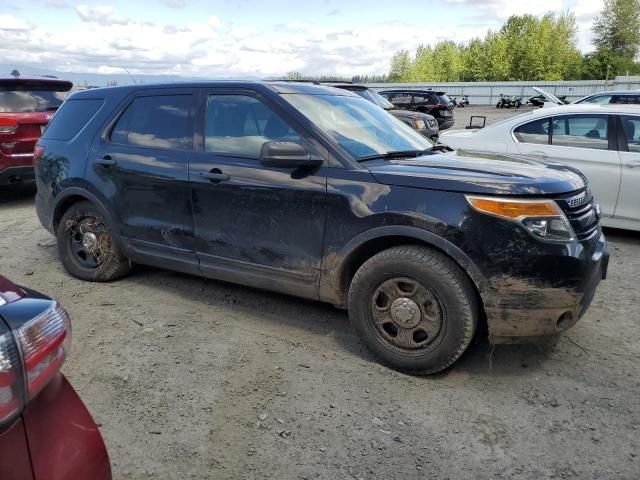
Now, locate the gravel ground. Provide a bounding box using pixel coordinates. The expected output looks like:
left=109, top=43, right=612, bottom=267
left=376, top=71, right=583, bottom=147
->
left=1, top=106, right=639, bottom=480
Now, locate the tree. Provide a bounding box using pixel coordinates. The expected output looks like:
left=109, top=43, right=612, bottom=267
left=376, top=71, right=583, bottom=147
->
left=587, top=0, right=640, bottom=78
left=593, top=0, right=640, bottom=59
left=285, top=71, right=306, bottom=80
left=388, top=50, right=412, bottom=82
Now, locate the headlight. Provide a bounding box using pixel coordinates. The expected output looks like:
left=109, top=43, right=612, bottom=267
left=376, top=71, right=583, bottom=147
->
left=466, top=195, right=575, bottom=242
left=413, top=119, right=426, bottom=130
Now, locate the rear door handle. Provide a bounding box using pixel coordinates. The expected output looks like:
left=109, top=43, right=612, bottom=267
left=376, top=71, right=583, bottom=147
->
left=95, top=155, right=117, bottom=167
left=627, top=160, right=640, bottom=168
left=200, top=170, right=230, bottom=182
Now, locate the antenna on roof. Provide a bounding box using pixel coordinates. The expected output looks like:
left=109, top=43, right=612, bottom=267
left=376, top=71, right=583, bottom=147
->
left=123, top=67, right=137, bottom=84
left=10, top=69, right=20, bottom=78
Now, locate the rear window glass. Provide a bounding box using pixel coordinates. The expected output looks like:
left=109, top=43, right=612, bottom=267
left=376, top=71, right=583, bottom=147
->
left=437, top=93, right=452, bottom=105
left=110, top=95, right=193, bottom=150
left=42, top=99, right=104, bottom=141
left=0, top=82, right=71, bottom=113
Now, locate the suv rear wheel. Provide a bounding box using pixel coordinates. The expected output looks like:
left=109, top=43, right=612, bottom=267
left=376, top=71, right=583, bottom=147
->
left=56, top=201, right=131, bottom=281
left=347, top=245, right=478, bottom=374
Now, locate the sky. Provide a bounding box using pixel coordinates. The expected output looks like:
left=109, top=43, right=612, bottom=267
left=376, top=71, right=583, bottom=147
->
left=0, top=0, right=604, bottom=79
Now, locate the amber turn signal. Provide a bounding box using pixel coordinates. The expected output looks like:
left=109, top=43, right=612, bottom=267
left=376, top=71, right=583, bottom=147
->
left=466, top=196, right=562, bottom=221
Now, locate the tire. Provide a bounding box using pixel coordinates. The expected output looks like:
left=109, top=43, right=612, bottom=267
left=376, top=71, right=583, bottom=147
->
left=347, top=246, right=478, bottom=375
left=56, top=201, right=131, bottom=281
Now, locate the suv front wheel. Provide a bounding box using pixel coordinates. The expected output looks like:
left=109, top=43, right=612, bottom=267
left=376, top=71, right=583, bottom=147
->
left=347, top=245, right=478, bottom=374
left=57, top=201, right=131, bottom=282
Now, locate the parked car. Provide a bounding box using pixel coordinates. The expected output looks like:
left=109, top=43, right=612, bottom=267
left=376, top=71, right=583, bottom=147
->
left=321, top=82, right=439, bottom=139
left=528, top=93, right=567, bottom=107
left=0, top=76, right=73, bottom=186
left=574, top=90, right=640, bottom=105
left=439, top=104, right=640, bottom=231
left=35, top=81, right=607, bottom=374
left=378, top=89, right=455, bottom=129
left=0, top=275, right=111, bottom=480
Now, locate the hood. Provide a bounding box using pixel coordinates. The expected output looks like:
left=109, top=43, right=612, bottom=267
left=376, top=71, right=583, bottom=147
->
left=532, top=87, right=564, bottom=107
left=365, top=150, right=585, bottom=196
left=389, top=109, right=436, bottom=121
left=0, top=275, right=25, bottom=306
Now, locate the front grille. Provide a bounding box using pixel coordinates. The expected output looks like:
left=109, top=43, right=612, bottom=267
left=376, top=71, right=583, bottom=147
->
left=555, top=188, right=600, bottom=242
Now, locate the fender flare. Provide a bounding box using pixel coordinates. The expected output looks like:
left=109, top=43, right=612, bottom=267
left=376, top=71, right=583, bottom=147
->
left=320, top=225, right=490, bottom=306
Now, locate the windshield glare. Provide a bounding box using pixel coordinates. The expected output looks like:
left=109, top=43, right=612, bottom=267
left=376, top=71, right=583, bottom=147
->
left=352, top=89, right=395, bottom=109
left=285, top=94, right=433, bottom=159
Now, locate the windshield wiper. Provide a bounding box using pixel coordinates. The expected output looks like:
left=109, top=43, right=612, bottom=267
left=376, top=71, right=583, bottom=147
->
left=357, top=149, right=431, bottom=162
left=357, top=146, right=451, bottom=162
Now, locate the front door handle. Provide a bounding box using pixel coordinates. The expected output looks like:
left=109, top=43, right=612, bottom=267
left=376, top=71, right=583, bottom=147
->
left=627, top=160, right=640, bottom=168
left=200, top=169, right=230, bottom=183
left=95, top=155, right=117, bottom=167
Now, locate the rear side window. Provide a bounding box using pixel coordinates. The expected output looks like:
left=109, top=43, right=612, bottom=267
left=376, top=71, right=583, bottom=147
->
left=551, top=115, right=609, bottom=150
left=0, top=81, right=71, bottom=113
left=42, top=98, right=104, bottom=141
left=388, top=93, right=412, bottom=106
left=621, top=116, right=640, bottom=153
left=412, top=94, right=437, bottom=105
left=612, top=95, right=640, bottom=104
left=110, top=95, right=193, bottom=150
left=513, top=118, right=550, bottom=144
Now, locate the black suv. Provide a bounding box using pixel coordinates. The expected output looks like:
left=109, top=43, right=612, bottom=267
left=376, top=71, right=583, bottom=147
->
left=321, top=82, right=439, bottom=139
left=34, top=81, right=608, bottom=374
left=379, top=89, right=455, bottom=129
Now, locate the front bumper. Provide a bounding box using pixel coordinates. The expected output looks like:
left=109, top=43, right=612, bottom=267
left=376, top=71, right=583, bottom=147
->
left=485, top=233, right=609, bottom=342
left=22, top=373, right=112, bottom=480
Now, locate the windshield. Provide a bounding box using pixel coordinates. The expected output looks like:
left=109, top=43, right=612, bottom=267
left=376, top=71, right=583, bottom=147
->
left=285, top=94, right=433, bottom=159
left=351, top=89, right=395, bottom=109
left=0, top=82, right=71, bottom=113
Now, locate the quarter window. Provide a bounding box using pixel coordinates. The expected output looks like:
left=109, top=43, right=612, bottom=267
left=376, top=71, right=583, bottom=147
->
left=621, top=116, right=640, bottom=153
left=513, top=118, right=550, bottom=144
left=110, top=95, right=193, bottom=150
left=205, top=95, right=300, bottom=158
left=551, top=115, right=609, bottom=150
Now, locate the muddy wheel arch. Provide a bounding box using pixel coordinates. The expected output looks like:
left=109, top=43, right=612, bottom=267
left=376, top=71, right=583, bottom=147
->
left=319, top=225, right=491, bottom=310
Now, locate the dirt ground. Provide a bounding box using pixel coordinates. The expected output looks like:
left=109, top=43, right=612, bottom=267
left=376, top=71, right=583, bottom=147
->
left=1, top=106, right=639, bottom=480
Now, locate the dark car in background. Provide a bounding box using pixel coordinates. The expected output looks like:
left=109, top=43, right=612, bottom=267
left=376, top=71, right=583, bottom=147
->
left=34, top=81, right=607, bottom=374
left=379, top=89, right=455, bottom=129
left=0, top=275, right=111, bottom=480
left=0, top=76, right=72, bottom=186
left=574, top=90, right=640, bottom=105
left=323, top=82, right=439, bottom=139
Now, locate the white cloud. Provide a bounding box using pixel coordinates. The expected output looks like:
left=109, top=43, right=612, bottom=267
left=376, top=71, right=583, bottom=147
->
left=0, top=14, right=31, bottom=31
left=0, top=2, right=604, bottom=79
left=76, top=4, right=130, bottom=26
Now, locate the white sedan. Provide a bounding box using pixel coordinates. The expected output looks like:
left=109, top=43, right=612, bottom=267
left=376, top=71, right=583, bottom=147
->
left=439, top=104, right=640, bottom=231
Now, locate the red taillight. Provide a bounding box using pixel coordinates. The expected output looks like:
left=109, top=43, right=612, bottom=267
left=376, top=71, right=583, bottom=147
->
left=0, top=117, right=18, bottom=134
left=0, top=332, right=21, bottom=423
left=16, top=302, right=71, bottom=399
left=33, top=145, right=45, bottom=165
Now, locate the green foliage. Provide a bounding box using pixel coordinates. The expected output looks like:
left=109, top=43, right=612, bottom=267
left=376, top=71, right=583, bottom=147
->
left=584, top=0, right=640, bottom=78
left=387, top=12, right=591, bottom=81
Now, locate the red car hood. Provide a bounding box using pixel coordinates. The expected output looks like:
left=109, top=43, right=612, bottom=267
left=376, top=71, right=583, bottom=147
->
left=0, top=275, right=25, bottom=304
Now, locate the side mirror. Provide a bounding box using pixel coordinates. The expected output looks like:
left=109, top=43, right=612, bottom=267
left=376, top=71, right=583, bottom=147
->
left=259, top=141, right=322, bottom=168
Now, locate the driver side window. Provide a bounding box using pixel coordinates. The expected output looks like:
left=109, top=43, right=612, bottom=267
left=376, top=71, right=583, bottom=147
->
left=205, top=95, right=301, bottom=159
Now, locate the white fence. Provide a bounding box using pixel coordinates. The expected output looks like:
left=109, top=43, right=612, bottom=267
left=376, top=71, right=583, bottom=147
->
left=365, top=76, right=640, bottom=105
